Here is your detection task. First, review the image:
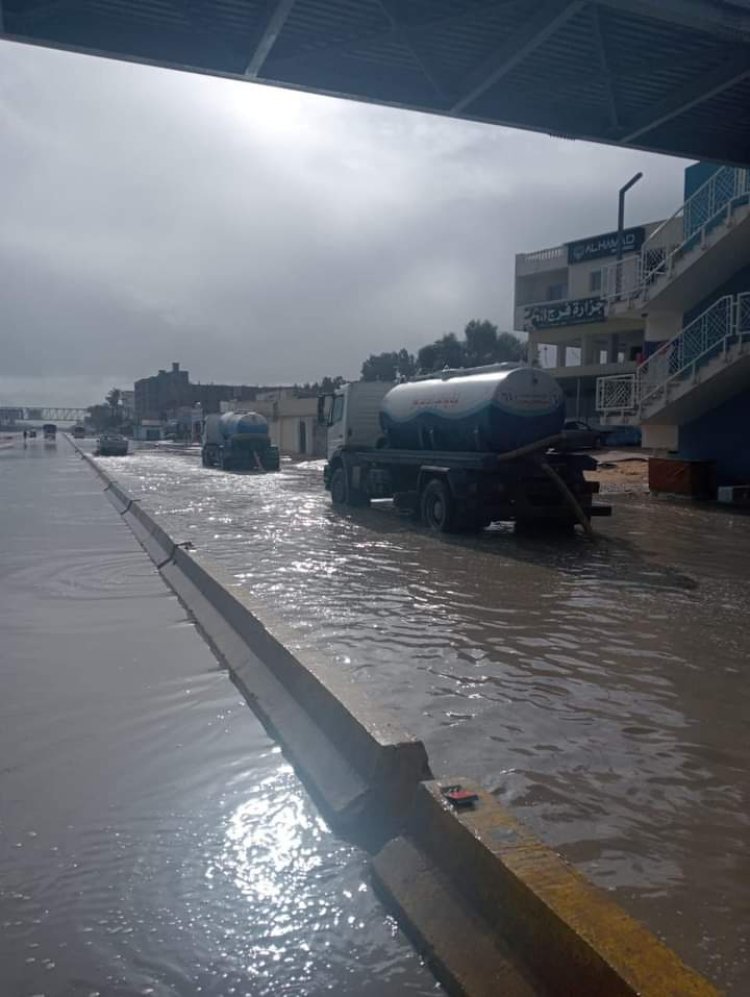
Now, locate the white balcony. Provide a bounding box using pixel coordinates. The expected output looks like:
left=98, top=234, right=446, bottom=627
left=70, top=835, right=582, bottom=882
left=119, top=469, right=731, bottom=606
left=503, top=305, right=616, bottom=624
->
left=597, top=293, right=750, bottom=426
left=600, top=167, right=750, bottom=315
left=515, top=244, right=567, bottom=277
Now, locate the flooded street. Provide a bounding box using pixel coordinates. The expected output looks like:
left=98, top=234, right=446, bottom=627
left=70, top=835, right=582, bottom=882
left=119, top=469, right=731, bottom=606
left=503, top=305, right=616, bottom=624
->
left=0, top=441, right=438, bottom=997
left=101, top=444, right=750, bottom=995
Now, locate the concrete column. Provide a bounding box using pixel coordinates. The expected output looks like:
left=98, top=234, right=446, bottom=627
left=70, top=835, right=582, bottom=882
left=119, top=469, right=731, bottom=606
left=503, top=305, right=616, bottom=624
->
left=608, top=333, right=620, bottom=363
left=645, top=311, right=682, bottom=345
left=555, top=344, right=567, bottom=368
left=581, top=336, right=597, bottom=366
left=527, top=335, right=540, bottom=366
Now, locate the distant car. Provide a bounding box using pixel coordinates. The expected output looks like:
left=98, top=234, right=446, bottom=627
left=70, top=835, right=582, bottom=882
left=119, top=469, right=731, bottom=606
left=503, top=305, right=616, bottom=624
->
left=562, top=419, right=606, bottom=450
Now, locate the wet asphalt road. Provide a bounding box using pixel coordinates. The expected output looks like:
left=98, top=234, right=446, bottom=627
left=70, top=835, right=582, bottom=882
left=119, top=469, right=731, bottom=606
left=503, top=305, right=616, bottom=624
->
left=98, top=442, right=750, bottom=995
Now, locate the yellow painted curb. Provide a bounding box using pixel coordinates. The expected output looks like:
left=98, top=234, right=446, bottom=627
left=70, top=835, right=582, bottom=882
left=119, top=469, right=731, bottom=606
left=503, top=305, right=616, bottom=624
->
left=373, top=780, right=720, bottom=996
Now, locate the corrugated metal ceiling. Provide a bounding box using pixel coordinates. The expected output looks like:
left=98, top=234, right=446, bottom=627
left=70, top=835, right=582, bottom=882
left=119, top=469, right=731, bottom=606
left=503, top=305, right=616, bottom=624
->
left=2, top=0, right=749, bottom=164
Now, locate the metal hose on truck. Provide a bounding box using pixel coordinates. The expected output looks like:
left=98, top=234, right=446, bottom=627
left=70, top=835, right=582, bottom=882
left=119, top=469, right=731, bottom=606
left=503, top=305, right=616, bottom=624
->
left=535, top=457, right=595, bottom=538
left=494, top=434, right=595, bottom=538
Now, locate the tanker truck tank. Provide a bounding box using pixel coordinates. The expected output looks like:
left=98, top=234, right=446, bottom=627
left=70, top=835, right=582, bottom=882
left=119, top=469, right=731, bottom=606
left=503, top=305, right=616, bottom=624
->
left=202, top=411, right=280, bottom=472
left=379, top=365, right=564, bottom=453
left=219, top=412, right=270, bottom=441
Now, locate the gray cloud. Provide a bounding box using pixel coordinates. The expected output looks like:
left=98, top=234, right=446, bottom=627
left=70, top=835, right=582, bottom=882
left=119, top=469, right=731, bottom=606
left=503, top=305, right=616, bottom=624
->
left=1, top=39, right=689, bottom=406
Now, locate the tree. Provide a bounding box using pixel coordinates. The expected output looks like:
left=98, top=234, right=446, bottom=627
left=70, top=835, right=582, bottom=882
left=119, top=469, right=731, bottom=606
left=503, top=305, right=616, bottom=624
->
left=464, top=319, right=498, bottom=365
left=396, top=348, right=416, bottom=379
left=86, top=404, right=113, bottom=432
left=417, top=333, right=464, bottom=373
left=106, top=387, right=121, bottom=412
left=361, top=352, right=400, bottom=381
left=495, top=331, right=525, bottom=362
left=319, top=375, right=345, bottom=394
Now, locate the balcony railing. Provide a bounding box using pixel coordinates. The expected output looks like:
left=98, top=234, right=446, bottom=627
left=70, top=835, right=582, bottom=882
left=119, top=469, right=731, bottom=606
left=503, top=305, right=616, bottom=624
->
left=597, top=293, right=750, bottom=418
left=518, top=245, right=566, bottom=265
left=600, top=166, right=750, bottom=304
left=595, top=374, right=638, bottom=413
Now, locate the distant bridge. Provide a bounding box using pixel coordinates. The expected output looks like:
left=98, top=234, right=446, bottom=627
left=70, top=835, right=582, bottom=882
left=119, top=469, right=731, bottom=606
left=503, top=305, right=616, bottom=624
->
left=0, top=406, right=88, bottom=423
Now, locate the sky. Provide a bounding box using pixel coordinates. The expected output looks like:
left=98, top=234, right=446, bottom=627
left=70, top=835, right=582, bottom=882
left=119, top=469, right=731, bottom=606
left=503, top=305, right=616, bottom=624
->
left=1, top=39, right=690, bottom=407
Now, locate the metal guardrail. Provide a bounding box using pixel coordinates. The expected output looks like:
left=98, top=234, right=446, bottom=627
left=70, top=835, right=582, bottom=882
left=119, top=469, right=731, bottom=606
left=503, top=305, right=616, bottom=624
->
left=600, top=167, right=750, bottom=304
left=597, top=293, right=750, bottom=417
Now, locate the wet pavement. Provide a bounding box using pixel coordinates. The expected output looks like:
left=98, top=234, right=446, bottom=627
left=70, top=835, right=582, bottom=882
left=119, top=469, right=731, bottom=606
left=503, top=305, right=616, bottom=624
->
left=94, top=441, right=750, bottom=995
left=0, top=439, right=439, bottom=997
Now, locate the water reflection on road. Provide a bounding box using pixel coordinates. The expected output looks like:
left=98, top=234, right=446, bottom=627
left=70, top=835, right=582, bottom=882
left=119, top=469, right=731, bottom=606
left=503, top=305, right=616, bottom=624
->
left=0, top=441, right=438, bottom=997
left=106, top=446, right=750, bottom=994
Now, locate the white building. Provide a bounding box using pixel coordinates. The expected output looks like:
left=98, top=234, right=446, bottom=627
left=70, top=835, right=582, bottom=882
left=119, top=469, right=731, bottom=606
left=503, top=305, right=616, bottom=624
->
left=515, top=218, right=680, bottom=423
left=596, top=163, right=750, bottom=487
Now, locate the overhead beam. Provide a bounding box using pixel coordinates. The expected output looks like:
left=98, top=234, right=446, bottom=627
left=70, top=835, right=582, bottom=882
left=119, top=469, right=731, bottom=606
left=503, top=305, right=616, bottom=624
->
left=265, top=0, right=504, bottom=74
left=245, top=0, right=296, bottom=77
left=593, top=0, right=750, bottom=44
left=614, top=48, right=750, bottom=142
left=450, top=0, right=586, bottom=114
left=591, top=4, right=619, bottom=128
left=376, top=0, right=452, bottom=102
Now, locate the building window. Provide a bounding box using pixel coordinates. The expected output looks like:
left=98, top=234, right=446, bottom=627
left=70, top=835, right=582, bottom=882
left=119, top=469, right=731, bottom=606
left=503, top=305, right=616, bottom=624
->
left=546, top=283, right=565, bottom=301
left=589, top=269, right=602, bottom=293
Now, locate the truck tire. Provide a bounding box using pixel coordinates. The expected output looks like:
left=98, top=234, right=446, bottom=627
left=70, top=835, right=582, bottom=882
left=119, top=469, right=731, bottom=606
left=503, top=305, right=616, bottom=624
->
left=202, top=445, right=219, bottom=468
left=330, top=465, right=370, bottom=507
left=330, top=466, right=349, bottom=506
left=420, top=478, right=456, bottom=532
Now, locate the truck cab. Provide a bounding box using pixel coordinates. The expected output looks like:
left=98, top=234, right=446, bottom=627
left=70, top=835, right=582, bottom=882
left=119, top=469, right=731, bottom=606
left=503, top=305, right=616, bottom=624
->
left=320, top=381, right=393, bottom=460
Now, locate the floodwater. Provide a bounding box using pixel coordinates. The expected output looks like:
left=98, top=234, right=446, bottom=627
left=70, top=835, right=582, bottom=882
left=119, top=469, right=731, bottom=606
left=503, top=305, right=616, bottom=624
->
left=0, top=440, right=440, bottom=997
left=99, top=443, right=750, bottom=995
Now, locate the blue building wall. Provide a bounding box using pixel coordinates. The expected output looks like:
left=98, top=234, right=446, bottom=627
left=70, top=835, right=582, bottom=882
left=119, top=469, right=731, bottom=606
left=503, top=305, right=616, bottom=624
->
left=683, top=162, right=721, bottom=200
left=683, top=262, right=750, bottom=326
left=679, top=389, right=750, bottom=484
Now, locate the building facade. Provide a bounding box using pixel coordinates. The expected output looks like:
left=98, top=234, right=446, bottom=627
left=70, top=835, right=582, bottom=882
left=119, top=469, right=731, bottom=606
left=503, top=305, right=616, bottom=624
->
left=596, top=163, right=750, bottom=486
left=134, top=363, right=191, bottom=421
left=515, top=218, right=680, bottom=423
left=134, top=363, right=258, bottom=423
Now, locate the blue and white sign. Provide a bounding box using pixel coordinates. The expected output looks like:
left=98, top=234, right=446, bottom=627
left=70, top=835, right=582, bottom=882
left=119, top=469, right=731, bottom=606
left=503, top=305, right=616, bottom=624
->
left=524, top=296, right=606, bottom=330
left=567, top=226, right=645, bottom=264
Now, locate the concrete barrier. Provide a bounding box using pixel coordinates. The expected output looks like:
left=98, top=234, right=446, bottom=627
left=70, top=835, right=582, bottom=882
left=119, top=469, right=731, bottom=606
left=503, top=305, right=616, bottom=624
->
left=372, top=779, right=719, bottom=997
left=73, top=441, right=719, bottom=996
left=74, top=444, right=431, bottom=831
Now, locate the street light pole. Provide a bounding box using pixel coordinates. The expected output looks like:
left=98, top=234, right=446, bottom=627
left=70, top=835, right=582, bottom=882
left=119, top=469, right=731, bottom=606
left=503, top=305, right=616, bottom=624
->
left=615, top=171, right=643, bottom=298
left=616, top=171, right=643, bottom=261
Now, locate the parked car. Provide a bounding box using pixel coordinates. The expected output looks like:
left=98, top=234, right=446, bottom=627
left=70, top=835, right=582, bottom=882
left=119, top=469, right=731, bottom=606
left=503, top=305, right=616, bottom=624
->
left=562, top=419, right=606, bottom=450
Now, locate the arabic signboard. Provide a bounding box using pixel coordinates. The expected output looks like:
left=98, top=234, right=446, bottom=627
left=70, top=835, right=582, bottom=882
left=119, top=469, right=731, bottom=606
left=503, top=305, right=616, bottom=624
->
left=567, top=226, right=645, bottom=264
left=524, top=297, right=606, bottom=330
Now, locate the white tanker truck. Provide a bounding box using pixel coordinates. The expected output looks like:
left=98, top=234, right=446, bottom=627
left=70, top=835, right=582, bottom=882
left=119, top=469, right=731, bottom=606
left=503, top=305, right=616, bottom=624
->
left=319, top=365, right=610, bottom=533
left=202, top=412, right=280, bottom=472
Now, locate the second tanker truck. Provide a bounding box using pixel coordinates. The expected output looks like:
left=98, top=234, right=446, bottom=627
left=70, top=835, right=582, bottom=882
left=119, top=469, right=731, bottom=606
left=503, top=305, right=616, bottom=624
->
left=201, top=412, right=280, bottom=472
left=320, top=364, right=610, bottom=533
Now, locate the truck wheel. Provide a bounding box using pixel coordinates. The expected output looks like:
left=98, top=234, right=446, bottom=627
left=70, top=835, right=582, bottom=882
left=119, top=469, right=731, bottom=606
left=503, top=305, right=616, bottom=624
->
left=421, top=478, right=455, bottom=532
left=330, top=466, right=370, bottom=507
left=330, top=466, right=348, bottom=506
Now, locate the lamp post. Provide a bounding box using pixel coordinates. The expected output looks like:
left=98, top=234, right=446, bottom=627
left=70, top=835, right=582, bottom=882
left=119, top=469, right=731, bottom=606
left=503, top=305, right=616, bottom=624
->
left=615, top=172, right=643, bottom=301
left=616, top=171, right=643, bottom=262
